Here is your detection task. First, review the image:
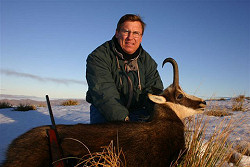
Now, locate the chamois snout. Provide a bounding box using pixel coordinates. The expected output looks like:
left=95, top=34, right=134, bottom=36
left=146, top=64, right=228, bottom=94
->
left=201, top=100, right=206, bottom=106
left=184, top=94, right=206, bottom=111
left=198, top=100, right=207, bottom=112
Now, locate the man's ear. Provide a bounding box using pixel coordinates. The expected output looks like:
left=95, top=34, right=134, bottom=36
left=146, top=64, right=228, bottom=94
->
left=148, top=94, right=166, bottom=104
left=115, top=30, right=119, bottom=38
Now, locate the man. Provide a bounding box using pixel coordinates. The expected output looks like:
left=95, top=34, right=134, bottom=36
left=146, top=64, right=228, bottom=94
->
left=86, top=14, right=163, bottom=123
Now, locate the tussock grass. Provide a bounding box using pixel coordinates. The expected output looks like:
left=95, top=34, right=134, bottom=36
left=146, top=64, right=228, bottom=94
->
left=205, top=109, right=232, bottom=117
left=37, top=103, right=46, bottom=107
left=61, top=100, right=79, bottom=106
left=231, top=95, right=248, bottom=112
left=77, top=141, right=125, bottom=167
left=0, top=102, right=13, bottom=109
left=205, top=101, right=232, bottom=117
left=218, top=98, right=226, bottom=101
left=58, top=138, right=125, bottom=167
left=171, top=116, right=243, bottom=167
left=14, top=104, right=37, bottom=111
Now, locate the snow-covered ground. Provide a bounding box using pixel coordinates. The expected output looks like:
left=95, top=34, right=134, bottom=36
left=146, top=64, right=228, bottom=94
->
left=0, top=100, right=249, bottom=166
left=0, top=103, right=90, bottom=164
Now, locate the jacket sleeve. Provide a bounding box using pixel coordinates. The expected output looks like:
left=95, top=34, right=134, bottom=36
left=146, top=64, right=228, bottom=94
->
left=86, top=47, right=129, bottom=121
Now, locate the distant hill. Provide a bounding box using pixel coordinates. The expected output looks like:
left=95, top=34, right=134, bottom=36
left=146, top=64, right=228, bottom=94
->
left=0, top=94, right=88, bottom=106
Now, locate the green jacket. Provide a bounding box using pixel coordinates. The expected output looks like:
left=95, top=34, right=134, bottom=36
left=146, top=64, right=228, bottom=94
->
left=86, top=37, right=163, bottom=121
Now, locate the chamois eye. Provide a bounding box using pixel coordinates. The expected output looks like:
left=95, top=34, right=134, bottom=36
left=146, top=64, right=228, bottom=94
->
left=177, top=94, right=183, bottom=99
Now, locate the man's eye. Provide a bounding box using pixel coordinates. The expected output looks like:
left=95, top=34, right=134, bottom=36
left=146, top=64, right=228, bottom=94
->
left=133, top=31, right=140, bottom=35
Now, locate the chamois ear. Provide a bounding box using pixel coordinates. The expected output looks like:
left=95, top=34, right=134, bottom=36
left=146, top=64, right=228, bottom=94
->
left=148, top=94, right=166, bottom=104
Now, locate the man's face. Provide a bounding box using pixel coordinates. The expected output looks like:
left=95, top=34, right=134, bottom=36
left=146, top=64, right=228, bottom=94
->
left=115, top=21, right=143, bottom=54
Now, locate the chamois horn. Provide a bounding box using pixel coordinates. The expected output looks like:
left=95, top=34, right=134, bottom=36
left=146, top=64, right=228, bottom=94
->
left=162, top=58, right=179, bottom=86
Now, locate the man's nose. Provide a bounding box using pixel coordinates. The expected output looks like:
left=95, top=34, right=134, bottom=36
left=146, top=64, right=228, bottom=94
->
left=126, top=32, right=134, bottom=39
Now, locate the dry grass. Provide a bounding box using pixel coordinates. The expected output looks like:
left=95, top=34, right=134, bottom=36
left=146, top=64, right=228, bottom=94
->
left=37, top=103, right=46, bottom=107
left=77, top=141, right=125, bottom=167
left=61, top=100, right=79, bottom=106
left=171, top=116, right=243, bottom=167
left=218, top=98, right=226, bottom=101
left=231, top=95, right=248, bottom=112
left=205, top=101, right=232, bottom=117
left=14, top=104, right=37, bottom=111
left=58, top=138, right=125, bottom=167
left=0, top=102, right=13, bottom=109
left=205, top=109, right=232, bottom=117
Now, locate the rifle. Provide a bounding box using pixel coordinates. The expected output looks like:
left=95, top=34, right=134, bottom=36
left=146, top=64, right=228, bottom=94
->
left=46, top=95, right=67, bottom=167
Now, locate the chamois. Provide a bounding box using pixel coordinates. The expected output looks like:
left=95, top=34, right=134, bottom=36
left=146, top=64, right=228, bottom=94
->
left=1, top=58, right=206, bottom=167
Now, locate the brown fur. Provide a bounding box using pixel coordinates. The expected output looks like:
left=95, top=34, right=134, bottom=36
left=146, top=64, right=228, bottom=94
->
left=1, top=58, right=206, bottom=167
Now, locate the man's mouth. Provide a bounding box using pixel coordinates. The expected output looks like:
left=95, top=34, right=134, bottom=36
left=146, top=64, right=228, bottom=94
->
left=125, top=42, right=134, bottom=46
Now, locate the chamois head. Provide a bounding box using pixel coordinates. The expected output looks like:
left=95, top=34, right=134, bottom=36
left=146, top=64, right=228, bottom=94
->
left=149, top=58, right=206, bottom=119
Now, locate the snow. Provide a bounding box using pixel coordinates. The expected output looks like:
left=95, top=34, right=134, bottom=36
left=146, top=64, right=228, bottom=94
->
left=0, top=103, right=90, bottom=164
left=0, top=100, right=249, bottom=166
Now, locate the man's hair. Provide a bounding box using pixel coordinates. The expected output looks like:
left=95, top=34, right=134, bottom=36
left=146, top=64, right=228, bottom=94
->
left=116, top=14, right=146, bottom=35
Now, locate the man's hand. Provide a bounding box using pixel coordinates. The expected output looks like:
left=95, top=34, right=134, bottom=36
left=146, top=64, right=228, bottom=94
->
left=125, top=116, right=130, bottom=122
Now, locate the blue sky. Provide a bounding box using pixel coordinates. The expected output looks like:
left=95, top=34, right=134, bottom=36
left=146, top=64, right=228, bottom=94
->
left=1, top=0, right=249, bottom=99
